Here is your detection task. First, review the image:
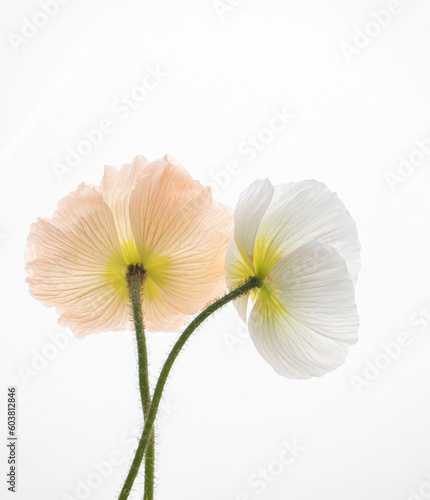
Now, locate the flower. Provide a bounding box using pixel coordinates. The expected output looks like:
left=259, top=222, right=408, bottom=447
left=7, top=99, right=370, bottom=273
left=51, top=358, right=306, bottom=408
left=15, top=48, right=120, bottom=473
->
left=225, top=179, right=360, bottom=379
left=26, top=155, right=232, bottom=337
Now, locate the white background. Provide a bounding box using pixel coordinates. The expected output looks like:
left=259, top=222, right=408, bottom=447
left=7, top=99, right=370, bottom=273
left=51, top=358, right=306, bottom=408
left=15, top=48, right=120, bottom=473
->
left=1, top=1, right=430, bottom=499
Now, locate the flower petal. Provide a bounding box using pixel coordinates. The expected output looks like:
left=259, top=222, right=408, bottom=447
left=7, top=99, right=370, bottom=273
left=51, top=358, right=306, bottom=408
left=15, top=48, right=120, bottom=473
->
left=143, top=291, right=189, bottom=333
left=98, top=155, right=149, bottom=246
left=129, top=155, right=233, bottom=324
left=248, top=241, right=359, bottom=379
left=254, top=180, right=360, bottom=283
left=233, top=179, right=274, bottom=265
left=225, top=232, right=253, bottom=323
left=26, top=184, right=129, bottom=337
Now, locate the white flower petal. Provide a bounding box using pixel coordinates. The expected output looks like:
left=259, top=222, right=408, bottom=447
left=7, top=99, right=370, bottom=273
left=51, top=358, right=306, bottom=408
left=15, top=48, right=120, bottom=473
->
left=234, top=179, right=274, bottom=264
left=254, top=180, right=360, bottom=283
left=270, top=241, right=359, bottom=343
left=249, top=311, right=351, bottom=379
left=225, top=232, right=255, bottom=323
left=248, top=241, right=359, bottom=379
left=234, top=295, right=250, bottom=324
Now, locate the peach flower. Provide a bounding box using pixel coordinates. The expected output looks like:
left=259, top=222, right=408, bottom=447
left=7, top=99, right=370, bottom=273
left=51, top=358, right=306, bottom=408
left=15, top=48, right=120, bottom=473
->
left=26, top=155, right=232, bottom=337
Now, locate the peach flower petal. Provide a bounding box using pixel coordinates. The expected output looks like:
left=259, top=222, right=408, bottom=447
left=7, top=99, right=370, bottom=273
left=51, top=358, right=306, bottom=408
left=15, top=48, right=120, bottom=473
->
left=129, top=155, right=233, bottom=325
left=26, top=184, right=130, bottom=337
left=143, top=292, right=188, bottom=333
left=26, top=155, right=233, bottom=336
left=97, top=155, right=149, bottom=245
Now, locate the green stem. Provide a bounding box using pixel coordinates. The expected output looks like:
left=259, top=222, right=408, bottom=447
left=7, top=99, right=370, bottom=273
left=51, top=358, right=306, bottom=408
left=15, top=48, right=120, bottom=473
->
left=125, top=265, right=155, bottom=500
left=118, top=275, right=262, bottom=499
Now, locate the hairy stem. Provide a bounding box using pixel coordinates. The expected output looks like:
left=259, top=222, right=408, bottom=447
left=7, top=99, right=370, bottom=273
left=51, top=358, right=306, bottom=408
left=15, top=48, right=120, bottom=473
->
left=118, top=275, right=262, bottom=499
left=120, top=265, right=155, bottom=500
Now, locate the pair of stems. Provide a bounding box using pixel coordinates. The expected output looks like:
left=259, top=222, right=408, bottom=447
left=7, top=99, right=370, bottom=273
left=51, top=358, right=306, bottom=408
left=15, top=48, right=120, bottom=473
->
left=120, top=271, right=262, bottom=499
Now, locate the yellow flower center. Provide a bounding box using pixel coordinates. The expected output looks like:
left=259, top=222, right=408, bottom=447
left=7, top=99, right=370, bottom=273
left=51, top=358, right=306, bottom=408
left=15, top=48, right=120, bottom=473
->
left=104, top=238, right=170, bottom=301
left=233, top=239, right=286, bottom=318
left=253, top=233, right=283, bottom=280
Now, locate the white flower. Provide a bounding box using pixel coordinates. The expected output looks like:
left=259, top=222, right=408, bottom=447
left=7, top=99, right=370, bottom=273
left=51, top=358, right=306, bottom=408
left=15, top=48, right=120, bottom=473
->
left=225, top=179, right=360, bottom=379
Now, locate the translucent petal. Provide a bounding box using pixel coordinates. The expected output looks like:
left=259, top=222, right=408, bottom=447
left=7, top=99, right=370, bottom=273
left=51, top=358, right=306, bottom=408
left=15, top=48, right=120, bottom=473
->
left=225, top=232, right=254, bottom=323
left=254, top=180, right=360, bottom=282
left=233, top=179, right=274, bottom=265
left=98, top=155, right=149, bottom=257
left=26, top=184, right=129, bottom=337
left=129, top=155, right=233, bottom=319
left=248, top=241, right=359, bottom=378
